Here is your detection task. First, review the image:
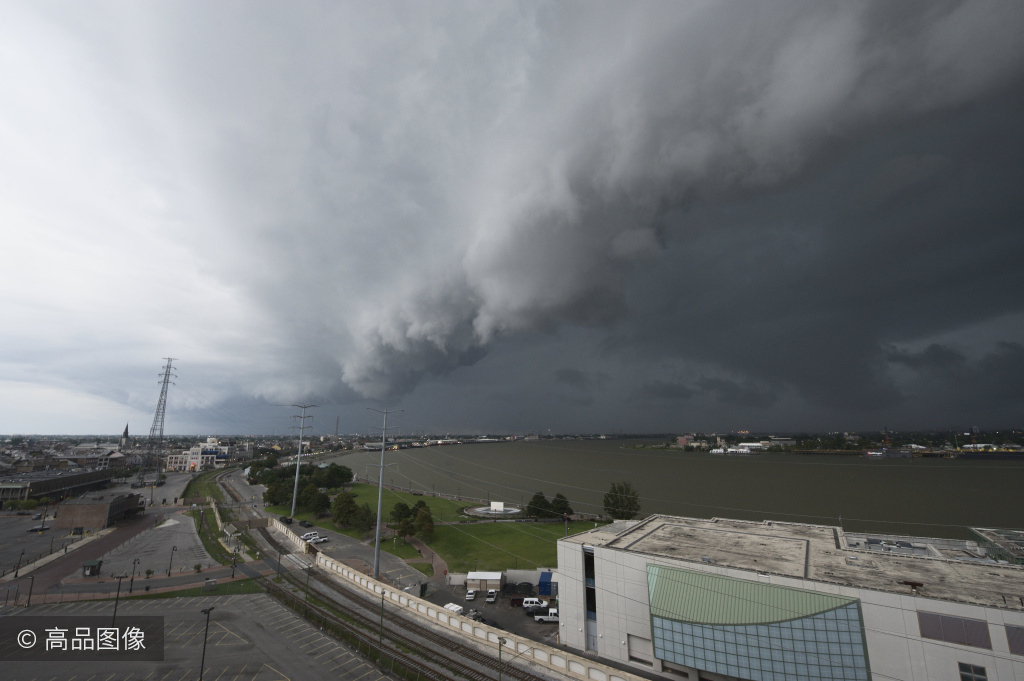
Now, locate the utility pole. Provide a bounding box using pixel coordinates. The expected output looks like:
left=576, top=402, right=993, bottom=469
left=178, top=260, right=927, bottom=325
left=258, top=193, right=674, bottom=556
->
left=146, top=358, right=176, bottom=498
left=369, top=407, right=401, bottom=580
left=290, top=404, right=316, bottom=518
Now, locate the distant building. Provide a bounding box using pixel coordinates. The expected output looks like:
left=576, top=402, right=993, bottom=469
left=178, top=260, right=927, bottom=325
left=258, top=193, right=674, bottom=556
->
left=0, top=469, right=114, bottom=505
left=165, top=437, right=240, bottom=472
left=54, top=493, right=146, bottom=531
left=557, top=515, right=1024, bottom=681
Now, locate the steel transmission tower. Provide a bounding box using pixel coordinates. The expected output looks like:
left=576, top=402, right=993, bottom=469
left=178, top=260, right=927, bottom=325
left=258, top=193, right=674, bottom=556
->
left=145, top=358, right=177, bottom=478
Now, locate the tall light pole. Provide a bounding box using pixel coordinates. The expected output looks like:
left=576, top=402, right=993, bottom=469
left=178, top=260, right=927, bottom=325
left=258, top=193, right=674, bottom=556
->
left=26, top=575, right=35, bottom=607
left=129, top=558, right=140, bottom=593
left=199, top=606, right=215, bottom=681
left=112, top=573, right=127, bottom=624
left=290, top=404, right=316, bottom=518
left=368, top=407, right=401, bottom=580
left=167, top=545, right=177, bottom=577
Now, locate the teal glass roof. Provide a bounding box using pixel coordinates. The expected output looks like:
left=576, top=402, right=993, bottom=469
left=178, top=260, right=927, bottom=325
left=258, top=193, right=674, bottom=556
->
left=647, top=564, right=857, bottom=625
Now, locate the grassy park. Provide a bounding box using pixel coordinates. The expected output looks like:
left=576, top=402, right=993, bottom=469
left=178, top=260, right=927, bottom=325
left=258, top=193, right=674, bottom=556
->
left=268, top=482, right=607, bottom=572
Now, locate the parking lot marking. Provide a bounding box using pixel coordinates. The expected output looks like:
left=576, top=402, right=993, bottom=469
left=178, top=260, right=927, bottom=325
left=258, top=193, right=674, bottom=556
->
left=172, top=669, right=193, bottom=681
left=350, top=667, right=378, bottom=681
left=253, top=663, right=290, bottom=681
left=229, top=664, right=248, bottom=681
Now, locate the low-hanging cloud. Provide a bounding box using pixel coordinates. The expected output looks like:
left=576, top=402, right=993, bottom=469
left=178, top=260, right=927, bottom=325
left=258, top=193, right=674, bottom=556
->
left=2, top=1, right=1023, bottom=433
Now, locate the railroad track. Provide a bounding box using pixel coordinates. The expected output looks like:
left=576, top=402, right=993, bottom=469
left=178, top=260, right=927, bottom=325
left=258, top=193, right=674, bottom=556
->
left=218, top=470, right=555, bottom=681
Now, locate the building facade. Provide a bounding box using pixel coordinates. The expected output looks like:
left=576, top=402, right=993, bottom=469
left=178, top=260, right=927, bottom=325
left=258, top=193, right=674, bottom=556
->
left=165, top=437, right=236, bottom=472
left=556, top=515, right=1024, bottom=681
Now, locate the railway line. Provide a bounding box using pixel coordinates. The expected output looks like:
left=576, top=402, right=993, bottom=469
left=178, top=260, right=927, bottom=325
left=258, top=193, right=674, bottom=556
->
left=218, top=469, right=556, bottom=681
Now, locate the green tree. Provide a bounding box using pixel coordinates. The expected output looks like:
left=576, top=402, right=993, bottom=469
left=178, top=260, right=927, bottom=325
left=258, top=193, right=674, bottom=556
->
left=297, top=481, right=320, bottom=510
left=397, top=515, right=416, bottom=539
left=603, top=481, right=641, bottom=520
left=414, top=506, right=435, bottom=540
left=551, top=493, right=574, bottom=517
left=311, top=492, right=331, bottom=518
left=392, top=501, right=413, bottom=523
left=526, top=491, right=553, bottom=518
left=352, top=503, right=376, bottom=534
left=331, top=491, right=358, bottom=527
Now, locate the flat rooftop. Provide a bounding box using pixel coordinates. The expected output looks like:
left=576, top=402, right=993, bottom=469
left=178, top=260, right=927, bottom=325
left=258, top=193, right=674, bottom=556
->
left=565, top=515, right=1024, bottom=611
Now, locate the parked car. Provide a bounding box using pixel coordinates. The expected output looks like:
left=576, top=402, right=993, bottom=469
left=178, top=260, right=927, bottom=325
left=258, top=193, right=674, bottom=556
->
left=465, top=589, right=477, bottom=601
left=299, top=520, right=313, bottom=528
left=534, top=608, right=559, bottom=623
left=26, top=525, right=49, bottom=532
left=310, top=536, right=328, bottom=544
left=521, top=597, right=548, bottom=609
left=300, top=531, right=319, bottom=541
left=486, top=589, right=497, bottom=603
left=279, top=516, right=293, bottom=524
left=32, top=513, right=42, bottom=520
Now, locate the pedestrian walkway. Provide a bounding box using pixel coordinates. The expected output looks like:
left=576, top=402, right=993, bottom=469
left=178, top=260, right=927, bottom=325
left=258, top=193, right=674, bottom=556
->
left=404, top=535, right=449, bottom=583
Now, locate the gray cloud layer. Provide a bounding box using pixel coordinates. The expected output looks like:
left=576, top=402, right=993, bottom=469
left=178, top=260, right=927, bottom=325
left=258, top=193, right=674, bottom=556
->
left=1, top=2, right=1022, bottom=434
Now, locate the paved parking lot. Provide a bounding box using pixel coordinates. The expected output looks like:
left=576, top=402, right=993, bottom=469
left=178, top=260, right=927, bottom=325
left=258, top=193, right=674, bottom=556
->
left=423, top=582, right=562, bottom=647
left=0, top=515, right=78, bottom=578
left=4, top=594, right=391, bottom=681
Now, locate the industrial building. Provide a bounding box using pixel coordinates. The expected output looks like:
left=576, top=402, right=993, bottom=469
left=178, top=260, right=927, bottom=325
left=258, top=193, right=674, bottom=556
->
left=556, top=515, right=1024, bottom=681
left=0, top=469, right=114, bottom=506
left=53, top=493, right=146, bottom=531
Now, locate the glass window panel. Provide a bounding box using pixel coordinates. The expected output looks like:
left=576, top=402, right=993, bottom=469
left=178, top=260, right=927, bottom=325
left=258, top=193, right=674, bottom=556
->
left=1008, top=625, right=1024, bottom=656
left=963, top=619, right=992, bottom=649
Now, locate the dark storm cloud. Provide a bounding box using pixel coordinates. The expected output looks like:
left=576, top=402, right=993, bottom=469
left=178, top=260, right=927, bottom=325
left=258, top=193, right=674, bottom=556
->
left=3, top=1, right=1024, bottom=433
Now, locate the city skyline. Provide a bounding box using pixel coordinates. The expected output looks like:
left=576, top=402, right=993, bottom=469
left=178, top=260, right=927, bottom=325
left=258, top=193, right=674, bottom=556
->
left=2, top=2, right=1023, bottom=436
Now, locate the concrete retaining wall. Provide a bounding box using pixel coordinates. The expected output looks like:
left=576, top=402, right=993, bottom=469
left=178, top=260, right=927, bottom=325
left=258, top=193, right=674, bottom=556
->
left=316, top=553, right=645, bottom=681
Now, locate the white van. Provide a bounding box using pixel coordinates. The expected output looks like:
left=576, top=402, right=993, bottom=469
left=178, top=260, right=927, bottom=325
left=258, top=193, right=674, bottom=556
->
left=521, top=597, right=548, bottom=609
left=443, top=603, right=464, bottom=615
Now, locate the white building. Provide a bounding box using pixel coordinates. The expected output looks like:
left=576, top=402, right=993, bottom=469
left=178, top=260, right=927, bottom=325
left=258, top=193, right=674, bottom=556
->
left=556, top=515, right=1024, bottom=681
left=165, top=437, right=236, bottom=472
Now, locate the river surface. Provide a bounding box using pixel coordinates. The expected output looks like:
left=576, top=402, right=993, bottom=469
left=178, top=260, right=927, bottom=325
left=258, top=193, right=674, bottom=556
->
left=329, top=439, right=1023, bottom=540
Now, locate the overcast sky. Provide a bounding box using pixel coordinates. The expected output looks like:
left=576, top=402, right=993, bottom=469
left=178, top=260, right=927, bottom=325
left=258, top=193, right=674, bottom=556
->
left=2, top=1, right=1023, bottom=437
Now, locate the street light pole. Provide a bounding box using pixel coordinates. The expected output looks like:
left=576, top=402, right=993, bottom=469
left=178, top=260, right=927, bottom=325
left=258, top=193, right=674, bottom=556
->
left=26, top=575, right=35, bottom=607
left=129, top=558, right=140, bottom=593
left=199, top=606, right=215, bottom=681
left=14, top=549, right=25, bottom=578
left=112, top=573, right=126, bottom=624
left=167, top=545, right=177, bottom=577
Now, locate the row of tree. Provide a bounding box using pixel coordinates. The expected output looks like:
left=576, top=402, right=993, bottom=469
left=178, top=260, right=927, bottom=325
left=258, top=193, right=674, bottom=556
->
left=523, top=481, right=642, bottom=520
left=254, top=460, right=353, bottom=517
left=329, top=495, right=436, bottom=540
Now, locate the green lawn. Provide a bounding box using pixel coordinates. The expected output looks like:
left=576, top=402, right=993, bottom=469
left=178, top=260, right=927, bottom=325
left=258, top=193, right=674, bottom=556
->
left=271, top=483, right=607, bottom=573
left=428, top=520, right=600, bottom=573
left=182, top=470, right=225, bottom=503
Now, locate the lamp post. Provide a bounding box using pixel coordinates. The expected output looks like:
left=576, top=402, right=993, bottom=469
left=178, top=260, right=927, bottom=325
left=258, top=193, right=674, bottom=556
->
left=305, top=564, right=312, bottom=601
left=26, top=575, right=35, bottom=607
left=167, top=545, right=177, bottom=577
left=129, top=558, right=140, bottom=593
left=199, top=606, right=215, bottom=681
left=498, top=636, right=533, bottom=681
left=112, top=573, right=127, bottom=624
left=14, top=549, right=25, bottom=578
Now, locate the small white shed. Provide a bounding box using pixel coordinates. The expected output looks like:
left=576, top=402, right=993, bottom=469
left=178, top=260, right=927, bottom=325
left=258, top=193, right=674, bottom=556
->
left=466, top=571, right=504, bottom=591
